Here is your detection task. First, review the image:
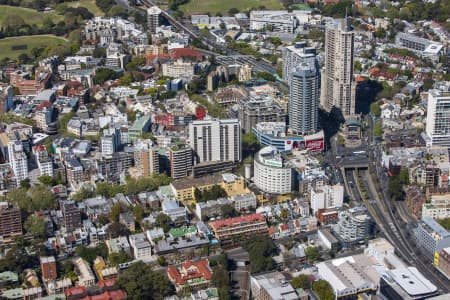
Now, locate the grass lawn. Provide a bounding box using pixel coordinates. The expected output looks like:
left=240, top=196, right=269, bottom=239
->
left=0, top=5, right=63, bottom=27
left=180, top=0, right=283, bottom=15
left=67, top=0, right=104, bottom=16
left=0, top=35, right=68, bottom=60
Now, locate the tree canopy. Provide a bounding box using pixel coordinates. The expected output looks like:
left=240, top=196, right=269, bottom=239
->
left=291, top=274, right=311, bottom=290
left=24, top=214, right=47, bottom=238
left=194, top=185, right=227, bottom=203
left=117, top=261, right=174, bottom=299
left=312, top=279, right=335, bottom=300
left=243, top=235, right=277, bottom=273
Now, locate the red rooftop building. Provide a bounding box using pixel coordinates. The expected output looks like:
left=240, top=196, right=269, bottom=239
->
left=167, top=259, right=213, bottom=292
left=209, top=213, right=268, bottom=248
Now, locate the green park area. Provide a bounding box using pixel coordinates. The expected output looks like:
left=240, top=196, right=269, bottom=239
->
left=0, top=5, right=63, bottom=28
left=0, top=35, right=68, bottom=60
left=67, top=0, right=104, bottom=16
left=180, top=0, right=283, bottom=15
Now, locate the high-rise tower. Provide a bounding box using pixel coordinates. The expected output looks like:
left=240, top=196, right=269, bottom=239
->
left=320, top=18, right=355, bottom=116
left=289, top=62, right=320, bottom=135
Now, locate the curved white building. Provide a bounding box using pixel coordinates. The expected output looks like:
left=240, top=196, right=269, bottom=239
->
left=254, top=146, right=292, bottom=194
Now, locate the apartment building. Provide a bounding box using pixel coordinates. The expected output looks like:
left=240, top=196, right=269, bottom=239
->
left=332, top=207, right=373, bottom=248
left=320, top=17, right=355, bottom=116
left=40, top=256, right=57, bottom=282
left=168, top=144, right=192, bottom=179
left=147, top=6, right=161, bottom=34
left=61, top=201, right=82, bottom=232
left=128, top=233, right=152, bottom=260
left=162, top=59, right=196, bottom=78
left=310, top=184, right=344, bottom=214
left=74, top=258, right=95, bottom=287
left=133, top=139, right=159, bottom=178
left=8, top=141, right=28, bottom=185
left=209, top=213, right=268, bottom=248
left=188, top=119, right=241, bottom=164
left=0, top=202, right=22, bottom=242
left=426, top=89, right=450, bottom=147
left=422, top=195, right=450, bottom=220
left=238, top=94, right=287, bottom=133
left=415, top=217, right=450, bottom=258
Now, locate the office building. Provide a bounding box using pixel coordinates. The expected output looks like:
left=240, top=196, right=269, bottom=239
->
left=168, top=144, right=192, bottom=179
left=147, top=6, right=161, bottom=34
left=332, top=207, right=373, bottom=248
left=254, top=146, right=293, bottom=194
left=209, top=213, right=268, bottom=248
left=238, top=94, right=287, bottom=133
left=250, top=272, right=299, bottom=300
left=414, top=217, right=450, bottom=257
left=310, top=184, right=344, bottom=214
left=133, top=139, right=159, bottom=178
left=8, top=141, right=28, bottom=185
left=188, top=119, right=241, bottom=164
left=61, top=201, right=82, bottom=232
left=320, top=18, right=355, bottom=116
left=426, top=89, right=450, bottom=147
left=40, top=256, right=57, bottom=282
left=289, top=61, right=320, bottom=135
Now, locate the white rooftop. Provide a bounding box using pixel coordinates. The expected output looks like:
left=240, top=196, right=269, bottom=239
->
left=387, top=267, right=437, bottom=296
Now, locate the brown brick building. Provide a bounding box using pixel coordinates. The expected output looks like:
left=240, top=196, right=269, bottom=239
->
left=0, top=202, right=22, bottom=242
left=40, top=256, right=57, bottom=281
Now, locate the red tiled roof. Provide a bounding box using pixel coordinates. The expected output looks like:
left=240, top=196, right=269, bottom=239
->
left=98, top=278, right=117, bottom=289
left=167, top=259, right=212, bottom=285
left=209, top=213, right=266, bottom=229
left=82, top=290, right=127, bottom=300
left=65, top=286, right=87, bottom=297
left=169, top=48, right=202, bottom=61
